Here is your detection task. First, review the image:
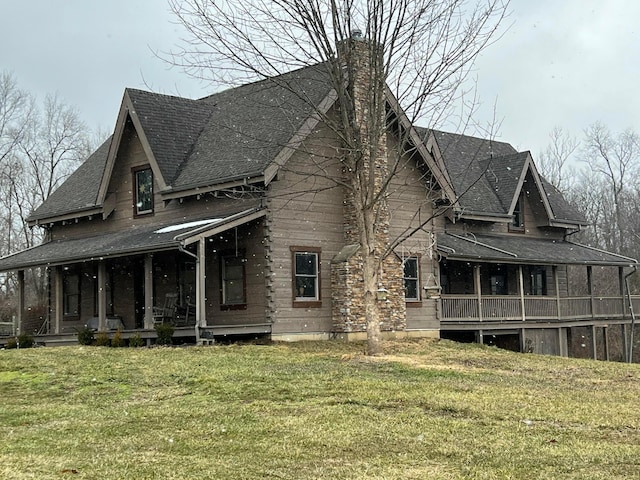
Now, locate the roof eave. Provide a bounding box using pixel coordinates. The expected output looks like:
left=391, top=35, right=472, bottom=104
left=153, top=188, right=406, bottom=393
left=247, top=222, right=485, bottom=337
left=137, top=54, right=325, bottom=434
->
left=27, top=206, right=104, bottom=228
left=161, top=174, right=266, bottom=201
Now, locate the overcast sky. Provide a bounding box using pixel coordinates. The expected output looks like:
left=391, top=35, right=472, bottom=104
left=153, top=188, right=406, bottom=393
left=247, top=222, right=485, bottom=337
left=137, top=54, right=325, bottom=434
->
left=2, top=0, right=639, bottom=157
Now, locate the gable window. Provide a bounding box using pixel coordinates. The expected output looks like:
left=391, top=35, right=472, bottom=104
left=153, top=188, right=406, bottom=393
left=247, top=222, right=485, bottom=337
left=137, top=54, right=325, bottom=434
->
left=221, top=254, right=246, bottom=309
left=63, top=270, right=80, bottom=318
left=510, top=194, right=524, bottom=232
left=403, top=257, right=420, bottom=302
left=291, top=247, right=321, bottom=307
left=133, top=166, right=153, bottom=215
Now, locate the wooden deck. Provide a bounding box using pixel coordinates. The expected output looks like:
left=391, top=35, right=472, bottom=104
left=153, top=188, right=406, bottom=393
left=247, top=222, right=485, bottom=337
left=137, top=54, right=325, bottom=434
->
left=440, top=294, right=640, bottom=326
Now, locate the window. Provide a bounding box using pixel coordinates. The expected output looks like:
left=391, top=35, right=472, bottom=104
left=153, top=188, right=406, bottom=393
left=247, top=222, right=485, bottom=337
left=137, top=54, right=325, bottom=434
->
left=403, top=257, right=420, bottom=302
left=529, top=266, right=547, bottom=296
left=490, top=274, right=507, bottom=295
left=291, top=247, right=320, bottom=307
left=63, top=270, right=80, bottom=317
left=221, top=255, right=246, bottom=308
left=133, top=167, right=153, bottom=215
left=510, top=194, right=524, bottom=232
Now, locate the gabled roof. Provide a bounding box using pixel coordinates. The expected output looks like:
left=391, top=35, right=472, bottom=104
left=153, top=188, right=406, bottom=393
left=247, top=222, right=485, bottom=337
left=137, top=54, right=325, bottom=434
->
left=428, top=130, right=587, bottom=226
left=30, top=64, right=336, bottom=224
left=29, top=137, right=112, bottom=224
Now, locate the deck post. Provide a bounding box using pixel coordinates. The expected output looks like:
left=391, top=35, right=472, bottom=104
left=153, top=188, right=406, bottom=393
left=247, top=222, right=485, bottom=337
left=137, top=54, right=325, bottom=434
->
left=197, top=238, right=207, bottom=328
left=97, top=261, right=107, bottom=331
left=619, top=267, right=626, bottom=316
left=592, top=324, right=597, bottom=360
left=518, top=265, right=525, bottom=321
left=17, top=270, right=25, bottom=335
left=604, top=326, right=610, bottom=361
left=474, top=265, right=483, bottom=321
left=54, top=267, right=63, bottom=334
left=554, top=266, right=561, bottom=320
left=587, top=266, right=595, bottom=318
left=144, top=254, right=154, bottom=329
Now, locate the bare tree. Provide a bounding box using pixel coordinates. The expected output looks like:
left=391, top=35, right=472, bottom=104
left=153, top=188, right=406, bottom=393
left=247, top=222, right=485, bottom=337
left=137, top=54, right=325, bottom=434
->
left=168, top=0, right=509, bottom=354
left=538, top=126, right=578, bottom=193
left=582, top=122, right=640, bottom=255
left=0, top=72, right=96, bottom=304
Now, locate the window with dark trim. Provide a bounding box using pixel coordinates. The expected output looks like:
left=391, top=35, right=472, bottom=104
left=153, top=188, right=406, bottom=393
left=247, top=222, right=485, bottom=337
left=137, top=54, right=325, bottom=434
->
left=133, top=166, right=153, bottom=216
left=509, top=194, right=524, bottom=232
left=63, top=270, right=80, bottom=318
left=403, top=257, right=420, bottom=302
left=291, top=247, right=321, bottom=307
left=221, top=254, right=246, bottom=309
left=528, top=266, right=547, bottom=296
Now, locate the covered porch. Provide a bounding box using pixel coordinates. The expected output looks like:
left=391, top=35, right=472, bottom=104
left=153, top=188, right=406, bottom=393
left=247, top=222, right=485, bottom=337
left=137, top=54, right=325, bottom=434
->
left=0, top=207, right=270, bottom=345
left=436, top=232, right=639, bottom=358
left=437, top=232, right=638, bottom=324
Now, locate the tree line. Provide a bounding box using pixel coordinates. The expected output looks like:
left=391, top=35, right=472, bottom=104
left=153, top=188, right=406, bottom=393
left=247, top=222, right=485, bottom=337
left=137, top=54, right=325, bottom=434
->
left=0, top=71, right=98, bottom=300
left=538, top=124, right=640, bottom=264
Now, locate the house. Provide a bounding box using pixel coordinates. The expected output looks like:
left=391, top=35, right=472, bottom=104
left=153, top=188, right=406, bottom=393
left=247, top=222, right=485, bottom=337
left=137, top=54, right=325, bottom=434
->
left=0, top=49, right=636, bottom=357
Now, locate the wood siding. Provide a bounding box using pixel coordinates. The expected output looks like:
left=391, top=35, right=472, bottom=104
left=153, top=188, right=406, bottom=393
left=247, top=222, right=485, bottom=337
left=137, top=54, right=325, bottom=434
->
left=386, top=133, right=442, bottom=331
left=266, top=122, right=344, bottom=335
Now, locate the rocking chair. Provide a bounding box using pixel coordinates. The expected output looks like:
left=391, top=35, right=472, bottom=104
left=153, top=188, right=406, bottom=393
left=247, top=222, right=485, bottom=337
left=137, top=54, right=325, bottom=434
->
left=153, top=293, right=178, bottom=325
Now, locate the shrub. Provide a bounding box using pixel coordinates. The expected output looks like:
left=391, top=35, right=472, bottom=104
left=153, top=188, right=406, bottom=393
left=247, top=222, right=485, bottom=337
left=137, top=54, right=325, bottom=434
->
left=129, top=334, right=144, bottom=348
left=77, top=327, right=95, bottom=346
left=111, top=329, right=126, bottom=348
left=154, top=323, right=174, bottom=346
left=95, top=331, right=111, bottom=347
left=5, top=334, right=35, bottom=349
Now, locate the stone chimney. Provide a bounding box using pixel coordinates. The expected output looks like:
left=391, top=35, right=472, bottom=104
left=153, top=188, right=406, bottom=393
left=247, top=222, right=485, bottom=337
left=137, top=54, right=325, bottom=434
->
left=330, top=31, right=407, bottom=337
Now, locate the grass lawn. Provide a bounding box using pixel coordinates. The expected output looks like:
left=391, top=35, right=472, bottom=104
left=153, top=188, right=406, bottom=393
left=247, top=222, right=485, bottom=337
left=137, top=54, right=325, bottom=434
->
left=1, top=338, right=640, bottom=479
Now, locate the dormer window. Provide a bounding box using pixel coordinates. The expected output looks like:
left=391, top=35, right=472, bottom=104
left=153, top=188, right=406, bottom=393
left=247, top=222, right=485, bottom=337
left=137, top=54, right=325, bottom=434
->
left=133, top=166, right=153, bottom=216
left=510, top=194, right=524, bottom=232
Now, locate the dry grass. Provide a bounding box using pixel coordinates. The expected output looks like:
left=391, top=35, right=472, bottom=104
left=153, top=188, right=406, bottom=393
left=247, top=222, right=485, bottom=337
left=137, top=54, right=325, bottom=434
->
left=1, top=338, right=640, bottom=479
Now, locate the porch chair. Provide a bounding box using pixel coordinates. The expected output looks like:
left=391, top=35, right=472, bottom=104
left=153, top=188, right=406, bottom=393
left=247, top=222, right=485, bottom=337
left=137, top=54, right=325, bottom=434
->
left=153, top=293, right=178, bottom=325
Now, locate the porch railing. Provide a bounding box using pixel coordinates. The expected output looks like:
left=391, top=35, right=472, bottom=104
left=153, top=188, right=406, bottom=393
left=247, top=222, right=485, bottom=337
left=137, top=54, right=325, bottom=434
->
left=440, top=295, right=635, bottom=322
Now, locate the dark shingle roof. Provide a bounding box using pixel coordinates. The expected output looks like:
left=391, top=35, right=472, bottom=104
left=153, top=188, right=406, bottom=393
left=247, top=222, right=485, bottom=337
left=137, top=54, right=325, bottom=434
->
left=428, top=129, right=586, bottom=225
left=127, top=90, right=213, bottom=185
left=438, top=232, right=635, bottom=266
left=172, top=64, right=333, bottom=190
left=28, top=137, right=112, bottom=222
left=429, top=130, right=518, bottom=214
left=1, top=205, right=264, bottom=272
left=31, top=64, right=334, bottom=221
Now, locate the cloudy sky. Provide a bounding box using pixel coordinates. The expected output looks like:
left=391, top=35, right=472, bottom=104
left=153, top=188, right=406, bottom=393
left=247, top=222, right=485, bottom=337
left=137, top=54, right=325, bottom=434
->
left=2, top=0, right=639, bottom=157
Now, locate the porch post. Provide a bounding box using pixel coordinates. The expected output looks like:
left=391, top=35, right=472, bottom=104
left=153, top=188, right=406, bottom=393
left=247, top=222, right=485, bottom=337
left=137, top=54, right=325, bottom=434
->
left=619, top=266, right=626, bottom=316
left=554, top=266, right=561, bottom=320
left=144, top=254, right=154, bottom=329
left=97, top=261, right=107, bottom=331
left=54, top=267, right=63, bottom=334
left=16, top=270, right=25, bottom=335
left=587, top=265, right=595, bottom=318
left=518, top=265, right=525, bottom=321
left=197, top=238, right=207, bottom=327
left=474, top=265, right=483, bottom=321
left=592, top=324, right=598, bottom=360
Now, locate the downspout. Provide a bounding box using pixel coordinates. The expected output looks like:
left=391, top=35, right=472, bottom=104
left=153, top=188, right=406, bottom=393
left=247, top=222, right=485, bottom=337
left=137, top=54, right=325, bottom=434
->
left=179, top=243, right=201, bottom=344
left=624, top=265, right=638, bottom=363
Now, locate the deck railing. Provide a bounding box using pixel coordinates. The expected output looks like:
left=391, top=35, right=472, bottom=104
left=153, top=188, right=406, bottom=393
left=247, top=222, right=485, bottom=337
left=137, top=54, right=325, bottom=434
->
left=440, top=295, right=635, bottom=322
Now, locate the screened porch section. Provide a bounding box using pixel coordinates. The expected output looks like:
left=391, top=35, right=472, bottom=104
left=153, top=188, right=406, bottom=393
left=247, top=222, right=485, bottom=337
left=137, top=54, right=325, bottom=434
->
left=439, top=260, right=636, bottom=324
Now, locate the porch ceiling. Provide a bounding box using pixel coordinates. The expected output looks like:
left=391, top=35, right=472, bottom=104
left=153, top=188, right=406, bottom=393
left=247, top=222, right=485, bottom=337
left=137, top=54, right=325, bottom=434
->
left=438, top=232, right=637, bottom=266
left=0, top=207, right=265, bottom=272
